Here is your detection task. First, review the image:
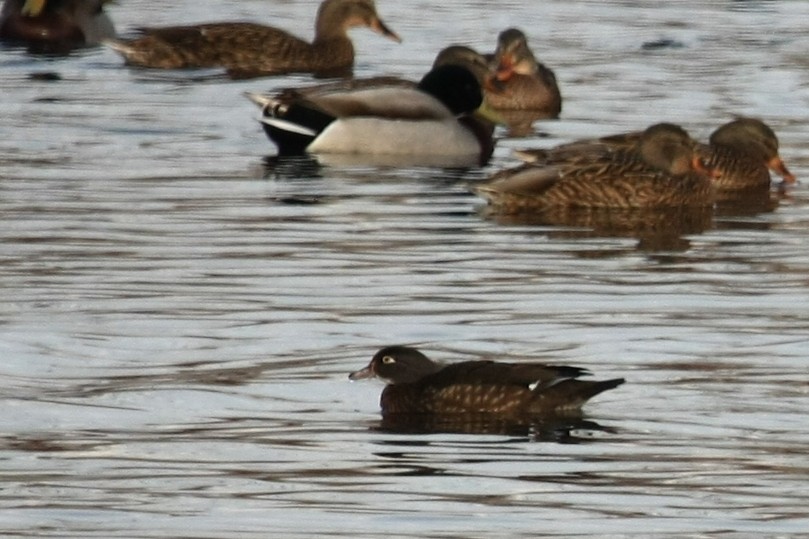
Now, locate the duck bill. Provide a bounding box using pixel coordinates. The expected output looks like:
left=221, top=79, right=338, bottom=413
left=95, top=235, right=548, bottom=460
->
left=768, top=155, right=797, bottom=184
left=21, top=0, right=47, bottom=17
left=348, top=363, right=375, bottom=381
left=495, top=54, right=515, bottom=82
left=474, top=102, right=506, bottom=125
left=483, top=74, right=506, bottom=94
left=371, top=18, right=402, bottom=43
left=691, top=155, right=721, bottom=179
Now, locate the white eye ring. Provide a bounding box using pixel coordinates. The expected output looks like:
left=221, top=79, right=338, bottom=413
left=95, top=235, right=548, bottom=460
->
left=382, top=356, right=396, bottom=364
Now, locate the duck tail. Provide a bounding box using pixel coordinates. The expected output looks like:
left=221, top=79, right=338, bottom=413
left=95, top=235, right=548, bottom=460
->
left=246, top=93, right=335, bottom=155
left=531, top=377, right=625, bottom=412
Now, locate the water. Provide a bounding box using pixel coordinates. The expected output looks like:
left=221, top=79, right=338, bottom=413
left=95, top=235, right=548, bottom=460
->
left=2, top=0, right=809, bottom=537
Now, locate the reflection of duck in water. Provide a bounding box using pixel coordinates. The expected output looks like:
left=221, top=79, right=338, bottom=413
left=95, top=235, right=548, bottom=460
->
left=0, top=0, right=115, bottom=52
left=349, top=346, right=624, bottom=416
left=246, top=64, right=498, bottom=167
left=474, top=123, right=714, bottom=212
left=105, top=0, right=400, bottom=78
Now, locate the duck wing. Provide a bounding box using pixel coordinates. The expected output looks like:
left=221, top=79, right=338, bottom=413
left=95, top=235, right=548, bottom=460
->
left=424, top=360, right=589, bottom=389
left=306, top=87, right=454, bottom=120
left=114, top=23, right=315, bottom=72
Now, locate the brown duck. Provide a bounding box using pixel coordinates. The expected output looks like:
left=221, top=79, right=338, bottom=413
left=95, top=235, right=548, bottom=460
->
left=106, top=0, right=400, bottom=78
left=350, top=346, right=625, bottom=416
left=474, top=123, right=715, bottom=212
left=699, top=118, right=796, bottom=193
left=0, top=0, right=115, bottom=51
left=488, top=28, right=561, bottom=116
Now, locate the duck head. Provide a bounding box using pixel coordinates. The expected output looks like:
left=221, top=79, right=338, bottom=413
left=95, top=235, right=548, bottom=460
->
left=349, top=346, right=443, bottom=384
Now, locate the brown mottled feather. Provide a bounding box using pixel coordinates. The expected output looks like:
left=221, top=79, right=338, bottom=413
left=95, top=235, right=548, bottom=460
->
left=351, top=346, right=624, bottom=416
left=106, top=0, right=399, bottom=77
left=475, top=123, right=713, bottom=211
left=698, top=118, right=795, bottom=193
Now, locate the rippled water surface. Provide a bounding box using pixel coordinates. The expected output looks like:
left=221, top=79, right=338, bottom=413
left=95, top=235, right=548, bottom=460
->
left=2, top=0, right=809, bottom=537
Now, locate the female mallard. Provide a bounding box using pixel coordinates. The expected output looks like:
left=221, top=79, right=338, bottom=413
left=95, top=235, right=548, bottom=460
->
left=699, top=118, right=796, bottom=193
left=245, top=64, right=498, bottom=166
left=0, top=0, right=115, bottom=51
left=105, top=0, right=400, bottom=78
left=488, top=28, right=561, bottom=116
left=474, top=123, right=715, bottom=211
left=350, top=346, right=624, bottom=416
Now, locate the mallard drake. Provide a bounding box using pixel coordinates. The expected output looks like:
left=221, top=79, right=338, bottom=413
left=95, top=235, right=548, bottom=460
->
left=474, top=123, right=715, bottom=211
left=488, top=28, right=561, bottom=116
left=349, top=346, right=625, bottom=415
left=699, top=118, right=796, bottom=192
left=0, top=0, right=115, bottom=50
left=245, top=64, right=498, bottom=166
left=105, top=0, right=400, bottom=78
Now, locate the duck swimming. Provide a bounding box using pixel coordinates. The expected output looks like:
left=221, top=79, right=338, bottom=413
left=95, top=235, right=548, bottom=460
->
left=474, top=123, right=715, bottom=212
left=105, top=0, right=400, bottom=78
left=350, top=346, right=625, bottom=416
left=246, top=64, right=498, bottom=166
left=698, top=118, right=796, bottom=193
left=488, top=27, right=562, bottom=116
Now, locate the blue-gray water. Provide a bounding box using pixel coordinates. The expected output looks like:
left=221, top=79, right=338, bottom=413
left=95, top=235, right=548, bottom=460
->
left=1, top=0, right=808, bottom=537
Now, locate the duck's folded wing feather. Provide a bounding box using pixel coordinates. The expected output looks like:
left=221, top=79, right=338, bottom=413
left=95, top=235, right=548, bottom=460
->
left=310, top=88, right=454, bottom=120
left=476, top=165, right=563, bottom=196
left=425, top=361, right=588, bottom=388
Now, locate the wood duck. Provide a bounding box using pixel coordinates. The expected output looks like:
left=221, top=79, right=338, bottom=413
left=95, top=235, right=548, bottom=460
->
left=350, top=346, right=624, bottom=415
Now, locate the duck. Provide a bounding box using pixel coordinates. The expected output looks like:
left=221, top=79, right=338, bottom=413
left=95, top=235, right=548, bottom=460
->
left=699, top=118, right=796, bottom=193
left=349, top=346, right=625, bottom=416
left=474, top=123, right=715, bottom=212
left=261, top=44, right=491, bottom=105
left=245, top=64, right=498, bottom=166
left=105, top=0, right=400, bottom=78
left=0, top=0, right=115, bottom=51
left=487, top=28, right=562, bottom=116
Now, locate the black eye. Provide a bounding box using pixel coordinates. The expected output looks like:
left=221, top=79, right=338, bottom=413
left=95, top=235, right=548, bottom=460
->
left=382, top=356, right=396, bottom=364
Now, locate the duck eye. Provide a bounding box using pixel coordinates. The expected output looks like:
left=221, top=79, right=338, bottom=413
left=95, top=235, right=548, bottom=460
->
left=381, top=356, right=396, bottom=365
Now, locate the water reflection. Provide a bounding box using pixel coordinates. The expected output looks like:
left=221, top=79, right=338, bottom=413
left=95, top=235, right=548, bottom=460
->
left=480, top=205, right=715, bottom=251
left=376, top=412, right=616, bottom=443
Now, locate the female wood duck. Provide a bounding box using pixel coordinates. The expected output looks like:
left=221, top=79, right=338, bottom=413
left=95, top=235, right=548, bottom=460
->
left=699, top=118, right=796, bottom=193
left=105, top=0, right=400, bottom=78
left=0, top=0, right=115, bottom=51
left=474, top=123, right=715, bottom=212
left=488, top=28, right=562, bottom=116
left=246, top=64, right=498, bottom=166
left=349, top=346, right=625, bottom=415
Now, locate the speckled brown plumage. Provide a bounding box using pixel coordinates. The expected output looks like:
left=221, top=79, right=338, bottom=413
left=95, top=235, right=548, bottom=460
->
left=474, top=123, right=714, bottom=212
left=106, top=0, right=399, bottom=77
left=489, top=28, right=561, bottom=116
left=349, top=346, right=624, bottom=416
left=698, top=118, right=796, bottom=193
left=0, top=0, right=115, bottom=51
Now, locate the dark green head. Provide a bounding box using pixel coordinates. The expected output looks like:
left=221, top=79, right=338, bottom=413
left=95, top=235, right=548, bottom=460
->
left=417, top=64, right=483, bottom=116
